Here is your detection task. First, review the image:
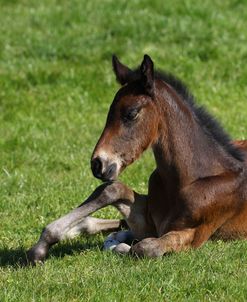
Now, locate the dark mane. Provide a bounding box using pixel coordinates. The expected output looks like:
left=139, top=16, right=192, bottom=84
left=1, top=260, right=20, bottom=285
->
left=154, top=70, right=244, bottom=162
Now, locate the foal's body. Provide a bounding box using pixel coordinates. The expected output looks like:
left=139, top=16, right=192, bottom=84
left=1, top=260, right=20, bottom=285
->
left=28, top=56, right=247, bottom=263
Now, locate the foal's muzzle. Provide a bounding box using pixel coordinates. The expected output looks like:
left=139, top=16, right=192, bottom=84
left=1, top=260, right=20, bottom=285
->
left=91, top=157, right=117, bottom=182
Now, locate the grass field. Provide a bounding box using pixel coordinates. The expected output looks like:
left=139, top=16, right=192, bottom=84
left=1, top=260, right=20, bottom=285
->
left=0, top=0, right=247, bottom=301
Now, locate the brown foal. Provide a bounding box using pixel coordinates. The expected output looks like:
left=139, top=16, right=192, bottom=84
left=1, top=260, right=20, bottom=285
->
left=28, top=55, right=247, bottom=263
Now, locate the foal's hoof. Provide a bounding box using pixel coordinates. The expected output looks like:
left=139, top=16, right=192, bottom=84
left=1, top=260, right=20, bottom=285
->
left=113, top=243, right=131, bottom=254
left=26, top=244, right=48, bottom=265
left=130, top=238, right=164, bottom=258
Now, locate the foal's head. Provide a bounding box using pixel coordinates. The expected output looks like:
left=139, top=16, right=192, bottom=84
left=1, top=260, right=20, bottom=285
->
left=91, top=55, right=160, bottom=181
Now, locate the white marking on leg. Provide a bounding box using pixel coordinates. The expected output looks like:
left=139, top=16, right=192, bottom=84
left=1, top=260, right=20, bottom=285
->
left=113, top=243, right=131, bottom=254
left=103, top=231, right=133, bottom=251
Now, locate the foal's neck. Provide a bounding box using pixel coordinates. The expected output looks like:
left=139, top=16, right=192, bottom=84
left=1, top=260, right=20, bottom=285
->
left=152, top=80, right=242, bottom=186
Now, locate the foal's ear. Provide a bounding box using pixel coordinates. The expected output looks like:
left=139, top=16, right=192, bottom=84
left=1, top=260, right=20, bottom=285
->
left=140, top=54, right=154, bottom=97
left=112, top=55, right=133, bottom=85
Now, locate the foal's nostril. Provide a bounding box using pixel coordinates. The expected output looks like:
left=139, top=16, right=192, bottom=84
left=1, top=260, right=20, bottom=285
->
left=105, top=163, right=117, bottom=180
left=91, top=157, right=103, bottom=179
left=91, top=157, right=117, bottom=181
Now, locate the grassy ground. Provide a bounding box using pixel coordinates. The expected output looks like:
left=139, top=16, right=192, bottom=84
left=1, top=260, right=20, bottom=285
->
left=0, top=0, right=247, bottom=301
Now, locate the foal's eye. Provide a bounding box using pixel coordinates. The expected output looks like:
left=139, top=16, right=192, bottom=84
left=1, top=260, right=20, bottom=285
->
left=123, top=108, right=139, bottom=122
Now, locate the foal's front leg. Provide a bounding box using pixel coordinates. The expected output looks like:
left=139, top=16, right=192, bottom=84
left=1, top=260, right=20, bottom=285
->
left=28, top=216, right=125, bottom=264
left=130, top=228, right=196, bottom=258
left=27, top=181, right=135, bottom=264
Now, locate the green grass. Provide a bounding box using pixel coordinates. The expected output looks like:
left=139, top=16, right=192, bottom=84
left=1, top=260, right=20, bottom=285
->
left=0, top=0, right=247, bottom=301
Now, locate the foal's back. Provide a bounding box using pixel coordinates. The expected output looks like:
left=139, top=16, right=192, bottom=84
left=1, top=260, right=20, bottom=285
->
left=234, top=140, right=247, bottom=160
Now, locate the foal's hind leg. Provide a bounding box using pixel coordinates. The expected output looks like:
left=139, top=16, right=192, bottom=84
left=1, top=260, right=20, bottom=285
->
left=27, top=181, right=135, bottom=264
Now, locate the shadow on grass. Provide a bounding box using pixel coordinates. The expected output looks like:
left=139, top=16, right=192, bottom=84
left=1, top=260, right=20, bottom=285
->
left=0, top=246, right=27, bottom=268
left=0, top=240, right=100, bottom=269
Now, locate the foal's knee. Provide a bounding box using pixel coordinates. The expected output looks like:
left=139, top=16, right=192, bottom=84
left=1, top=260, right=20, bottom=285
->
left=88, top=181, right=134, bottom=206
left=103, top=181, right=132, bottom=197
